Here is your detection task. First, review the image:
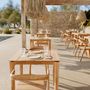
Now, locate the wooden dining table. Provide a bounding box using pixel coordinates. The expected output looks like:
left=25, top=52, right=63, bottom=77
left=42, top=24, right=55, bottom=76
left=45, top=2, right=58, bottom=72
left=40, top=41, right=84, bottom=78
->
left=9, top=49, right=60, bottom=90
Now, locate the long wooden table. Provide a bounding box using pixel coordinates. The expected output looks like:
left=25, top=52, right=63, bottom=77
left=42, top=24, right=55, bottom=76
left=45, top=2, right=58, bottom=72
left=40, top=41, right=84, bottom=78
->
left=9, top=50, right=60, bottom=90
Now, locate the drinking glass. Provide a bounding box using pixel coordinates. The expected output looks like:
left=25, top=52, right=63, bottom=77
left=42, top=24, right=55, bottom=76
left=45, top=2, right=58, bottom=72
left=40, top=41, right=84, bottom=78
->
left=43, top=45, right=50, bottom=58
left=21, top=48, right=27, bottom=57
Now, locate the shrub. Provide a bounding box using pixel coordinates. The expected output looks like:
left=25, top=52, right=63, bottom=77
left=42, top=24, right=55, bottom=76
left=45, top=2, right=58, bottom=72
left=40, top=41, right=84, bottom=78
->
left=3, top=28, right=12, bottom=34
left=0, top=30, right=3, bottom=34
left=15, top=29, right=21, bottom=34
left=26, top=29, right=30, bottom=34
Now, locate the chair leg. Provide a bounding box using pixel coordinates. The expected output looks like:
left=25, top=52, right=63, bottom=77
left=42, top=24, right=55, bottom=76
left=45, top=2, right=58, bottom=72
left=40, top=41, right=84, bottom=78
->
left=88, top=50, right=90, bottom=57
left=45, top=65, right=49, bottom=75
left=78, top=48, right=81, bottom=58
left=75, top=47, right=79, bottom=57
left=80, top=48, right=86, bottom=62
left=66, top=40, right=70, bottom=48
left=44, top=81, right=47, bottom=90
left=53, top=65, right=54, bottom=85
left=11, top=79, right=15, bottom=90
left=44, top=80, right=49, bottom=90
left=47, top=79, right=49, bottom=90
left=29, top=64, right=32, bottom=75
left=73, top=46, right=76, bottom=54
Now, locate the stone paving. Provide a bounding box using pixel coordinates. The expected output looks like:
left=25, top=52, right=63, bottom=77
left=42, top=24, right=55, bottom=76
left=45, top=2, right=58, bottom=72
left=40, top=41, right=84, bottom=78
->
left=0, top=34, right=22, bottom=90
left=0, top=34, right=90, bottom=90
left=54, top=38, right=90, bottom=90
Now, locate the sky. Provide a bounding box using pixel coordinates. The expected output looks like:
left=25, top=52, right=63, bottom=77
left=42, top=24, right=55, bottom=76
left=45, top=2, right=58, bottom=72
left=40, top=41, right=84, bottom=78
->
left=0, top=0, right=90, bottom=11
left=0, top=0, right=21, bottom=8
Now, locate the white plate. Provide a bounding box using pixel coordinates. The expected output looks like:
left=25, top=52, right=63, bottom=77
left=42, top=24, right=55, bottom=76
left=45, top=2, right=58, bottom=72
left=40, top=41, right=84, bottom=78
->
left=31, top=50, right=43, bottom=54
left=44, top=56, right=53, bottom=59
left=28, top=54, right=41, bottom=59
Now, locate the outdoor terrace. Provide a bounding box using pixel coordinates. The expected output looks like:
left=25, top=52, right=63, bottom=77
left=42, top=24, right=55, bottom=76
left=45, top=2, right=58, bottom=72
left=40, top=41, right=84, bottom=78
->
left=0, top=34, right=90, bottom=90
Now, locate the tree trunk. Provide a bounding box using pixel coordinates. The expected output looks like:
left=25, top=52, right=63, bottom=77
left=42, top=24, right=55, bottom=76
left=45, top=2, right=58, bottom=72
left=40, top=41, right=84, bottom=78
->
left=21, top=0, right=26, bottom=48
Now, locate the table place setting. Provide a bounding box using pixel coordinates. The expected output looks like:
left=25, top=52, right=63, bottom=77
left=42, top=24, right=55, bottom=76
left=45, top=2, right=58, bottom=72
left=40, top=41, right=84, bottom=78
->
left=19, top=48, right=53, bottom=60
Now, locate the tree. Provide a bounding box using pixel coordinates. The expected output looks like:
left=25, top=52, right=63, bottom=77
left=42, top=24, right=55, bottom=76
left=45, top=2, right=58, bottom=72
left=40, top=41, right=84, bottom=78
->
left=50, top=6, right=58, bottom=12
left=8, top=10, right=21, bottom=28
left=2, top=0, right=14, bottom=19
left=0, top=0, right=14, bottom=27
left=0, top=0, right=21, bottom=28
left=0, top=18, right=7, bottom=27
left=60, top=5, right=80, bottom=11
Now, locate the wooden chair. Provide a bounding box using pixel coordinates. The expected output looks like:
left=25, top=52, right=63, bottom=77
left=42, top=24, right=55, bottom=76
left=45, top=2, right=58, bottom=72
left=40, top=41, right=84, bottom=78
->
left=30, top=39, right=51, bottom=51
left=29, top=38, right=51, bottom=78
left=73, top=34, right=88, bottom=57
left=79, top=38, right=90, bottom=62
left=73, top=37, right=89, bottom=61
left=74, top=36, right=85, bottom=57
left=26, top=46, right=49, bottom=78
left=10, top=61, right=50, bottom=90
left=62, top=30, right=74, bottom=48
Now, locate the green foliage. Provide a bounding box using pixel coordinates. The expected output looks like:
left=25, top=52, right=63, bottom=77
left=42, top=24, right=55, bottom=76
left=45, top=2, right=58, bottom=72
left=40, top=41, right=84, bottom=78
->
left=8, top=10, right=21, bottom=24
left=3, top=27, right=12, bottom=34
left=50, top=7, right=58, bottom=11
left=50, top=5, right=80, bottom=12
left=60, top=5, right=80, bottom=11
left=0, top=18, right=7, bottom=27
left=2, top=7, right=13, bottom=19
left=15, top=29, right=21, bottom=34
left=1, top=0, right=14, bottom=20
left=0, top=30, right=3, bottom=34
left=0, top=0, right=21, bottom=28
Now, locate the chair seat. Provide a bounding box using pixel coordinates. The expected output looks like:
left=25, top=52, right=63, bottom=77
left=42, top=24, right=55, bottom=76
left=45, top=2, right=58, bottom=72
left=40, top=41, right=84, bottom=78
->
left=29, top=46, right=43, bottom=51
left=11, top=74, right=49, bottom=81
left=36, top=41, right=48, bottom=44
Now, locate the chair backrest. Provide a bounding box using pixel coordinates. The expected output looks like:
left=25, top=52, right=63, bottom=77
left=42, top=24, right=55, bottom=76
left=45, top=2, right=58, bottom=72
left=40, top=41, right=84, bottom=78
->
left=37, top=34, right=50, bottom=38
left=79, top=37, right=89, bottom=46
left=34, top=39, right=51, bottom=50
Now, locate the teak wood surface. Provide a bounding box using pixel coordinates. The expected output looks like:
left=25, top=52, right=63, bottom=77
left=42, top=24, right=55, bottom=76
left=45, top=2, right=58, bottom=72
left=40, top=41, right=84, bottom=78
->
left=10, top=49, right=60, bottom=90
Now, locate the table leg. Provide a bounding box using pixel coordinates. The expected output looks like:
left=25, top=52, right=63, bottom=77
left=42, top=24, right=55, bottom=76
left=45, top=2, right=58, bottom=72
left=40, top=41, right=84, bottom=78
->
left=30, top=40, right=34, bottom=48
left=53, top=62, right=59, bottom=90
left=49, top=40, right=51, bottom=51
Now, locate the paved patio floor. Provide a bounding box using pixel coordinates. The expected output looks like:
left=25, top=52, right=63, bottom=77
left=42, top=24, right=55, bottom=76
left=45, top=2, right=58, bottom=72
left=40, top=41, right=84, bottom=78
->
left=0, top=34, right=90, bottom=90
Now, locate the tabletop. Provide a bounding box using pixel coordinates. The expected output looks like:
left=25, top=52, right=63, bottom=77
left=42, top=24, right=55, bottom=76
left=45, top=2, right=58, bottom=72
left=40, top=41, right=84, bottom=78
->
left=10, top=49, right=59, bottom=63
